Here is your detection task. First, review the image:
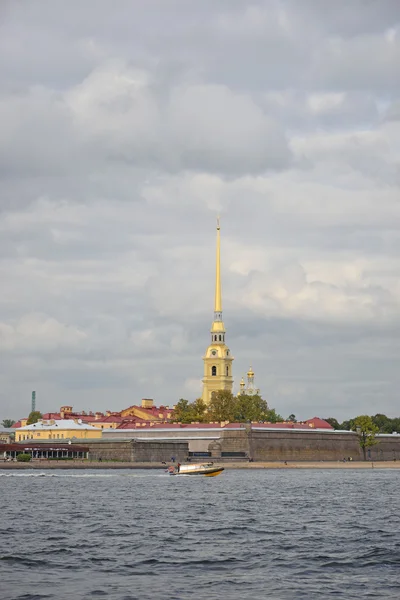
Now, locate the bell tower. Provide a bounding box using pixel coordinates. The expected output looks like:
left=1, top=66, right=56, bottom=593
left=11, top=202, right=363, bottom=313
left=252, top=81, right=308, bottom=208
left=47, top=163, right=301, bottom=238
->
left=202, top=218, right=234, bottom=405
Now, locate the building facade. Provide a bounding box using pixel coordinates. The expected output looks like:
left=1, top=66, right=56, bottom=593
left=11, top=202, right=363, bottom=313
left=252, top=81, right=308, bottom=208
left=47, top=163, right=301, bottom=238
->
left=202, top=219, right=234, bottom=404
left=238, top=366, right=261, bottom=397
left=15, top=419, right=102, bottom=442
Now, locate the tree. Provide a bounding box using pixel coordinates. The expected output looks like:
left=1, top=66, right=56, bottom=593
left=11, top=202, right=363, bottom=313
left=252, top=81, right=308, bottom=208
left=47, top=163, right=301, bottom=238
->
left=234, top=394, right=269, bottom=423
left=208, top=390, right=237, bottom=422
left=339, top=418, right=355, bottom=431
left=324, top=417, right=340, bottom=430
left=190, top=398, right=207, bottom=422
left=172, top=399, right=193, bottom=424
left=286, top=414, right=297, bottom=423
left=264, top=408, right=284, bottom=423
left=353, top=415, right=379, bottom=460
left=26, top=411, right=43, bottom=425
left=371, top=413, right=391, bottom=432
left=172, top=398, right=206, bottom=424
left=1, top=419, right=15, bottom=428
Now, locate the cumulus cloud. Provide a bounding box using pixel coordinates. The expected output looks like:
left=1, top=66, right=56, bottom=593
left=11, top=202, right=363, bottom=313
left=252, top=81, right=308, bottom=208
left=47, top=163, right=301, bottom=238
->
left=0, top=0, right=400, bottom=421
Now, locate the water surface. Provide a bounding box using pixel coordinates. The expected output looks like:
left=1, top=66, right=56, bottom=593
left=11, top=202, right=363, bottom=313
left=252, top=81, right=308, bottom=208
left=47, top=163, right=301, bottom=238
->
left=1, top=468, right=399, bottom=599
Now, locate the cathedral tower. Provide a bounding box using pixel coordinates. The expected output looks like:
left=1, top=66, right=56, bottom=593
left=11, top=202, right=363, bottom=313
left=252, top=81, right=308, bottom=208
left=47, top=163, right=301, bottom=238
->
left=202, top=218, right=234, bottom=404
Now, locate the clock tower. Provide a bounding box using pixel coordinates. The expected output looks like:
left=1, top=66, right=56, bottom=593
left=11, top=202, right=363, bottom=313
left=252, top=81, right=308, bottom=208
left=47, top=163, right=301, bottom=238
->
left=202, top=218, right=234, bottom=405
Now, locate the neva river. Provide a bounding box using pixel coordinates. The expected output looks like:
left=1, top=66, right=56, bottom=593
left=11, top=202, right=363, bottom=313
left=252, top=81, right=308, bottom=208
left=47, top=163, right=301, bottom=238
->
left=1, top=468, right=400, bottom=600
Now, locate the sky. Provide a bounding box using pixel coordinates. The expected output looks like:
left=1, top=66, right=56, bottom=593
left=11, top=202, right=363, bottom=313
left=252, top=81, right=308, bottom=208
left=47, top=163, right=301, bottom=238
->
left=0, top=0, right=400, bottom=423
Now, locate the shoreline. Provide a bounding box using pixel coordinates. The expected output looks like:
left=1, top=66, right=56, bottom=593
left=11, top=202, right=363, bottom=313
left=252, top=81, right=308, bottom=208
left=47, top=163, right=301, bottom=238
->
left=1, top=460, right=399, bottom=470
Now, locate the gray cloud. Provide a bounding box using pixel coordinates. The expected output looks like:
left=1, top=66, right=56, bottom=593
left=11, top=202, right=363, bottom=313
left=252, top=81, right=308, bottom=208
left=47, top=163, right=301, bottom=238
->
left=1, top=0, right=400, bottom=422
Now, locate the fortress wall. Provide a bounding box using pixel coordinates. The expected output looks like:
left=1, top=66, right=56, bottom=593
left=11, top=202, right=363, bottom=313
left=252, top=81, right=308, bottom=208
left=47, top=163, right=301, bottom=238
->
left=87, top=439, right=188, bottom=463
left=87, top=440, right=134, bottom=462
left=247, top=431, right=362, bottom=462
left=88, top=431, right=400, bottom=462
left=369, top=436, right=400, bottom=461
left=132, top=441, right=188, bottom=463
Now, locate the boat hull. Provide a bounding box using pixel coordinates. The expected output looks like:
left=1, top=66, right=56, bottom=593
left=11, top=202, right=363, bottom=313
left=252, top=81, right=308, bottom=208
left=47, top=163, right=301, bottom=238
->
left=174, top=467, right=224, bottom=477
left=168, top=463, right=224, bottom=477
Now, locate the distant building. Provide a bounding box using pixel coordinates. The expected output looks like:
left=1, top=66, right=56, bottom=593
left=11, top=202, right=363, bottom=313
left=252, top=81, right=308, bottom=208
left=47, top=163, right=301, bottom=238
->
left=12, top=400, right=174, bottom=431
left=238, top=366, right=261, bottom=397
left=0, top=429, right=13, bottom=444
left=15, top=419, right=102, bottom=442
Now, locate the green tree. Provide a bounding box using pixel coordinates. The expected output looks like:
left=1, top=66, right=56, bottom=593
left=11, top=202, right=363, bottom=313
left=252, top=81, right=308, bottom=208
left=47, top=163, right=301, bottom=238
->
left=371, top=413, right=391, bottom=432
left=286, top=414, right=297, bottom=423
left=234, top=394, right=269, bottom=423
left=324, top=417, right=340, bottom=430
left=26, top=411, right=43, bottom=425
left=208, top=390, right=237, bottom=422
left=264, top=408, right=284, bottom=423
left=190, top=398, right=207, bottom=422
left=339, top=418, right=355, bottom=431
left=1, top=419, right=15, bottom=428
left=172, top=399, right=193, bottom=424
left=353, top=415, right=379, bottom=460
left=172, top=398, right=207, bottom=424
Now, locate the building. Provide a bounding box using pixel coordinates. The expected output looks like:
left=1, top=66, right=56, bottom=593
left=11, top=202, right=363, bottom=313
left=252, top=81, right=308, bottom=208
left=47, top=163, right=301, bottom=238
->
left=12, top=400, right=174, bottom=431
left=0, top=442, right=89, bottom=461
left=202, top=218, right=234, bottom=404
left=238, top=366, right=261, bottom=397
left=15, top=419, right=102, bottom=442
left=0, top=429, right=13, bottom=444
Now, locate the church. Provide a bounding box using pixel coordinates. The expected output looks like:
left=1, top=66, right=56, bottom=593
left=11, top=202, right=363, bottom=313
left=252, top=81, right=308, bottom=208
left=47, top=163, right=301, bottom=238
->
left=201, top=219, right=260, bottom=404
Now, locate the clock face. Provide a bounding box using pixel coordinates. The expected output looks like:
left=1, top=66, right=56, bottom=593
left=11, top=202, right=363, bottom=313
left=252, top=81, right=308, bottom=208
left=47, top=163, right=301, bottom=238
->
left=211, top=350, right=217, bottom=356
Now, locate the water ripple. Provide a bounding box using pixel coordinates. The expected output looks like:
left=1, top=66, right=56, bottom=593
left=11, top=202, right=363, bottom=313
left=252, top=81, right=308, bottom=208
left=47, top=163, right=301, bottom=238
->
left=1, top=468, right=400, bottom=600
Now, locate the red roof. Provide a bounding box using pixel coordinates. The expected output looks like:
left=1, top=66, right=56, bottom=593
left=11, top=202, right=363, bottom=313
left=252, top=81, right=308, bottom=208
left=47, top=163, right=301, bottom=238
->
left=114, top=419, right=335, bottom=431
left=304, top=417, right=333, bottom=430
left=97, top=415, right=124, bottom=423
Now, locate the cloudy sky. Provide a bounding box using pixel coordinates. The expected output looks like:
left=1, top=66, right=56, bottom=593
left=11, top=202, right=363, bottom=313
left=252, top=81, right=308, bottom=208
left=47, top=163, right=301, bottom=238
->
left=1, top=0, right=399, bottom=422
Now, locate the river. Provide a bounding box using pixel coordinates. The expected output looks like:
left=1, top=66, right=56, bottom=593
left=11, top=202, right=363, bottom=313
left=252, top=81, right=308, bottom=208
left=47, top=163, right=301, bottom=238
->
left=1, top=468, right=399, bottom=599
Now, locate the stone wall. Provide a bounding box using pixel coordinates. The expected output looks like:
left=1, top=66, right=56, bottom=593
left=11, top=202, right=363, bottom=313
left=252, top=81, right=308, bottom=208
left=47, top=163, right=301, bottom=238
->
left=92, top=430, right=400, bottom=462
left=132, top=441, right=188, bottom=463
left=219, top=430, right=400, bottom=462
left=88, top=440, right=134, bottom=462
left=247, top=430, right=361, bottom=462
left=87, top=439, right=188, bottom=463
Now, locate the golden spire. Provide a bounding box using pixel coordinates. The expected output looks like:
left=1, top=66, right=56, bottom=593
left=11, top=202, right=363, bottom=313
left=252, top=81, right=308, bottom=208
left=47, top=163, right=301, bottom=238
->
left=215, top=216, right=222, bottom=313
left=211, top=216, right=225, bottom=335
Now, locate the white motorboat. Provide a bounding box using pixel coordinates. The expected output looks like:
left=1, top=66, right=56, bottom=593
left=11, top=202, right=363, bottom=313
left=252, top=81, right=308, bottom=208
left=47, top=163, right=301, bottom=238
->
left=167, top=462, right=224, bottom=477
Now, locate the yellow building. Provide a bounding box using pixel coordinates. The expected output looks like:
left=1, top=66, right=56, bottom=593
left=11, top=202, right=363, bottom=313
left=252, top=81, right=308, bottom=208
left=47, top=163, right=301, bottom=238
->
left=202, top=218, right=234, bottom=404
left=15, top=419, right=102, bottom=442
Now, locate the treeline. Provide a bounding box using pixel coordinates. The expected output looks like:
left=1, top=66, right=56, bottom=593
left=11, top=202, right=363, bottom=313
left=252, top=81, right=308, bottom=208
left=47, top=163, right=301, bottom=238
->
left=325, top=414, right=400, bottom=434
left=173, top=391, right=283, bottom=424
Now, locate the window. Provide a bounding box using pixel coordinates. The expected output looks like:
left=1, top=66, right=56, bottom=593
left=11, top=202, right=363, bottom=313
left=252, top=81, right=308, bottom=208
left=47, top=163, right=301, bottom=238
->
left=226, top=350, right=229, bottom=356
left=219, top=335, right=222, bottom=341
left=226, top=366, right=229, bottom=376
left=212, top=366, right=217, bottom=376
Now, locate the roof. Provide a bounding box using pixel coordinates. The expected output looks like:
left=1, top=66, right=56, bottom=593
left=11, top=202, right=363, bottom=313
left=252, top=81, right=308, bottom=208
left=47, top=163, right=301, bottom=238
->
left=304, top=417, right=333, bottom=429
left=110, top=419, right=336, bottom=433
left=18, top=419, right=99, bottom=431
